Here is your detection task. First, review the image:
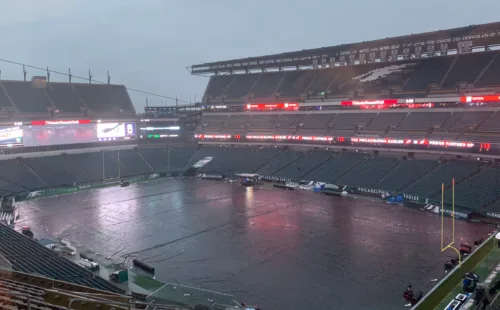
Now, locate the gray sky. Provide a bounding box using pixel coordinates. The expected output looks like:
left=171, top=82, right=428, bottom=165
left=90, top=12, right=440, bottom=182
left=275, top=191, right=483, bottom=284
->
left=0, top=0, right=498, bottom=112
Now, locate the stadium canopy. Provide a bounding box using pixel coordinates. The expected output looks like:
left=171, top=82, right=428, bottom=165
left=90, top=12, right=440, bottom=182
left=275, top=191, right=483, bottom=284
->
left=191, top=21, right=500, bottom=74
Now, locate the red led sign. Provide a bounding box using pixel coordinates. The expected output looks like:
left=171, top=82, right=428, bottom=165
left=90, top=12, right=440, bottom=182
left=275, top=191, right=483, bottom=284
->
left=194, top=133, right=479, bottom=150
left=460, top=95, right=500, bottom=103
left=350, top=137, right=474, bottom=148
left=246, top=135, right=334, bottom=141
left=31, top=120, right=91, bottom=126
left=245, top=102, right=299, bottom=110
left=341, top=99, right=398, bottom=106
left=194, top=134, right=231, bottom=139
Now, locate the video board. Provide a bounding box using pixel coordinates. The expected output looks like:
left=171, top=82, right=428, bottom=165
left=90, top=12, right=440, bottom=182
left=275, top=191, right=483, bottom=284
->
left=0, top=126, right=23, bottom=147
left=138, top=125, right=180, bottom=139
left=0, top=120, right=139, bottom=147
left=97, top=122, right=136, bottom=141
left=23, top=123, right=97, bottom=147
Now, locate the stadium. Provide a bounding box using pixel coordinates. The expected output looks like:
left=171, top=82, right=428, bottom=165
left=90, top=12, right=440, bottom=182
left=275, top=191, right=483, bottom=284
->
left=1, top=21, right=500, bottom=310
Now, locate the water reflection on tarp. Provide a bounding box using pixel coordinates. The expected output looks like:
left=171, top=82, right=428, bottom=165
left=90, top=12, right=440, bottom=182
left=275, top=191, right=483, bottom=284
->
left=15, top=178, right=492, bottom=310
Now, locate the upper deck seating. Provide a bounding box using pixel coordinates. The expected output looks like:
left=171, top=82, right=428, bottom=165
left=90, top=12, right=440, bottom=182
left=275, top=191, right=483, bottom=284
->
left=475, top=54, right=500, bottom=87
left=442, top=53, right=495, bottom=87
left=45, top=83, right=83, bottom=113
left=224, top=74, right=259, bottom=98
left=403, top=57, right=455, bottom=90
left=252, top=72, right=284, bottom=98
left=0, top=85, right=13, bottom=110
left=2, top=81, right=51, bottom=113
left=72, top=84, right=136, bottom=116
left=204, top=52, right=500, bottom=101
left=204, top=75, right=234, bottom=99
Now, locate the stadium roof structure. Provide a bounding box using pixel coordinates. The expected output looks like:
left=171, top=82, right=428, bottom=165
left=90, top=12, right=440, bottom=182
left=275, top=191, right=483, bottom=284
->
left=191, top=21, right=500, bottom=74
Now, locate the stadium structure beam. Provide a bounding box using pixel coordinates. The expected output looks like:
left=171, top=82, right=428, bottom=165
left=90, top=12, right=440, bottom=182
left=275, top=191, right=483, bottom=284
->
left=191, top=21, right=500, bottom=74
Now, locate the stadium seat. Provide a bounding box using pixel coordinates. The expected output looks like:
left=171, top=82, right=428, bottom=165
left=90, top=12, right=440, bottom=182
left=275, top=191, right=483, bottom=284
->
left=232, top=148, right=282, bottom=173
left=397, top=112, right=449, bottom=131
left=0, top=159, right=45, bottom=190
left=443, top=164, right=500, bottom=211
left=336, top=156, right=399, bottom=187
left=139, top=147, right=197, bottom=173
left=403, top=161, right=481, bottom=198
left=0, top=224, right=123, bottom=293
left=365, top=112, right=406, bottom=131
left=301, top=153, right=365, bottom=183
left=0, top=84, right=14, bottom=110
left=373, top=159, right=438, bottom=192
left=203, top=51, right=500, bottom=101
left=204, top=75, right=234, bottom=100
left=73, top=84, right=136, bottom=116
left=3, top=81, right=52, bottom=113
left=256, top=150, right=304, bottom=177
left=252, top=72, right=284, bottom=98
left=475, top=53, right=500, bottom=87
left=24, top=157, right=75, bottom=186
left=199, top=147, right=255, bottom=174
left=224, top=74, right=259, bottom=98
left=45, top=83, right=84, bottom=113
left=272, top=151, right=332, bottom=180
left=442, top=53, right=495, bottom=87
left=403, top=57, right=455, bottom=90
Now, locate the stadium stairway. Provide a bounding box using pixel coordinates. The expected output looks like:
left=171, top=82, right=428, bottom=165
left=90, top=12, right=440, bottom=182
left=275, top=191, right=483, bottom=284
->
left=401, top=160, right=482, bottom=198
left=0, top=271, right=139, bottom=310
left=439, top=55, right=459, bottom=87
left=135, top=149, right=155, bottom=172
left=232, top=147, right=283, bottom=174
left=198, top=147, right=256, bottom=174
left=256, top=149, right=305, bottom=178
left=138, top=147, right=197, bottom=173
left=474, top=53, right=500, bottom=85
left=439, top=163, right=500, bottom=210
left=336, top=156, right=400, bottom=188
left=272, top=150, right=332, bottom=181
left=112, top=149, right=153, bottom=177
left=301, top=153, right=365, bottom=184
left=0, top=224, right=123, bottom=294
left=22, top=157, right=73, bottom=187
left=373, top=159, right=439, bottom=193
left=0, top=82, right=18, bottom=113
left=0, top=160, right=46, bottom=190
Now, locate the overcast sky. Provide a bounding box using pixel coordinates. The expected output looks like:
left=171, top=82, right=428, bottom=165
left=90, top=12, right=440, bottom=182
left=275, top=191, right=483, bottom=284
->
left=0, top=0, right=498, bottom=112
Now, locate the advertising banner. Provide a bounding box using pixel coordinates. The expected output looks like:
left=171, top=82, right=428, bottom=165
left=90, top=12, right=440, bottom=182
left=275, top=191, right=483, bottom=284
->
left=0, top=126, right=23, bottom=147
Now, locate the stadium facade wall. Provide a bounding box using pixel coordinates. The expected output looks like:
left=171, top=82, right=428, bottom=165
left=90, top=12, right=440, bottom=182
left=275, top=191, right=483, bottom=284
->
left=18, top=172, right=162, bottom=202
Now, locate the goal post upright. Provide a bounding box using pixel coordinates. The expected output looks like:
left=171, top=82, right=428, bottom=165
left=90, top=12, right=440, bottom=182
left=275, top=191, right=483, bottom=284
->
left=441, top=179, right=461, bottom=264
